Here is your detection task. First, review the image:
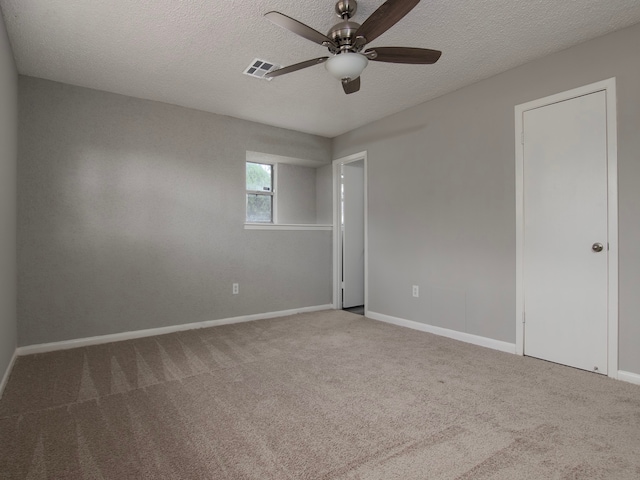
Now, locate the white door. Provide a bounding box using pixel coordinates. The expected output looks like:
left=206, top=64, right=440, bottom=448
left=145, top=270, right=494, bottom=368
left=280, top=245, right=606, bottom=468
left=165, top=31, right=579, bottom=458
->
left=342, top=161, right=365, bottom=308
left=523, top=90, right=609, bottom=374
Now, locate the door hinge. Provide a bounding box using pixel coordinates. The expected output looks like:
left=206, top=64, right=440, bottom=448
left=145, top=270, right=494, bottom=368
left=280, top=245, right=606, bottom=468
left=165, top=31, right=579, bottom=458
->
left=522, top=312, right=526, bottom=324
left=521, top=131, right=524, bottom=145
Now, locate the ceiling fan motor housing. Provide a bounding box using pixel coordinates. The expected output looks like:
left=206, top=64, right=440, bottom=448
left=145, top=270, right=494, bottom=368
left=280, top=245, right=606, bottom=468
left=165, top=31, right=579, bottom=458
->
left=328, top=20, right=361, bottom=51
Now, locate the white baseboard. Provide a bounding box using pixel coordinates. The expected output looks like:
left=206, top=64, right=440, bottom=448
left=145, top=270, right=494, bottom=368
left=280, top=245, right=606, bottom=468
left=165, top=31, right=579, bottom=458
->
left=0, top=349, right=18, bottom=400
left=366, top=311, right=517, bottom=354
left=618, top=370, right=640, bottom=386
left=16, top=304, right=333, bottom=356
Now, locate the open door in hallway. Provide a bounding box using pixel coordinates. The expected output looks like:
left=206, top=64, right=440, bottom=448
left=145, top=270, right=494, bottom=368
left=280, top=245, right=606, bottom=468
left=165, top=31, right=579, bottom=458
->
left=342, top=160, right=365, bottom=309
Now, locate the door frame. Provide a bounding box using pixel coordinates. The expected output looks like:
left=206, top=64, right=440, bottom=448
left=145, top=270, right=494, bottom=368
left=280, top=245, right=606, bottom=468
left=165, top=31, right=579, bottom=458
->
left=514, top=78, right=619, bottom=379
left=333, top=151, right=368, bottom=311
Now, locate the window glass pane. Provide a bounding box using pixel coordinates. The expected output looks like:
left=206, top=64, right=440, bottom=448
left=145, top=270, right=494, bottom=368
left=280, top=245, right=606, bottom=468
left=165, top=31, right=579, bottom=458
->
left=246, top=162, right=272, bottom=192
left=246, top=194, right=272, bottom=223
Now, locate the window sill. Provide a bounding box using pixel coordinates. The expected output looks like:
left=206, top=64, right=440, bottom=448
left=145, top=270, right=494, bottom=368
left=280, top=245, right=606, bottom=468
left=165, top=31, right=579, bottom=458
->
left=244, top=223, right=333, bottom=231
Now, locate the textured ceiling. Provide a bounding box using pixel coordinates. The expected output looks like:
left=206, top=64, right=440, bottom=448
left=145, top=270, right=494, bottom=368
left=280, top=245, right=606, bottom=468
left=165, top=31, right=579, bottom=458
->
left=2, top=0, right=640, bottom=138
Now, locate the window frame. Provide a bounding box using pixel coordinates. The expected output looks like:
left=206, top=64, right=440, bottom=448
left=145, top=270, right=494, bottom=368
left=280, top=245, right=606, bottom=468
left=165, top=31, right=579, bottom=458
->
left=245, top=161, right=277, bottom=224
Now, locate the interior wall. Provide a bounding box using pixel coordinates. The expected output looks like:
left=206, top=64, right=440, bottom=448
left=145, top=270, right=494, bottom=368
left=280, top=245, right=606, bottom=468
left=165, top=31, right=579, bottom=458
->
left=332, top=22, right=640, bottom=376
left=0, top=10, right=17, bottom=381
left=315, top=164, right=333, bottom=225
left=18, top=77, right=333, bottom=346
left=277, top=164, right=316, bottom=224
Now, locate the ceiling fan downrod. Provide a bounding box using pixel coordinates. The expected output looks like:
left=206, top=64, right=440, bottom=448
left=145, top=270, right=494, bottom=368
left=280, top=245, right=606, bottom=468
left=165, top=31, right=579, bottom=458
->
left=335, top=0, right=357, bottom=20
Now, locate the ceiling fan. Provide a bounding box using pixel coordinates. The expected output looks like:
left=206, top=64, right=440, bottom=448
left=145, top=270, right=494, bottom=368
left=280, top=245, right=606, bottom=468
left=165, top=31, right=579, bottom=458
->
left=263, top=0, right=442, bottom=94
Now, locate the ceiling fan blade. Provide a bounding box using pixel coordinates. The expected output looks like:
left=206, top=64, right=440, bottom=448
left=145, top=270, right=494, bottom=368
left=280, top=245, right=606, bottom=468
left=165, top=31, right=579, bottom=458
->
left=342, top=77, right=361, bottom=94
left=366, top=47, right=442, bottom=64
left=265, top=57, right=329, bottom=78
left=265, top=12, right=337, bottom=48
left=355, top=0, right=420, bottom=44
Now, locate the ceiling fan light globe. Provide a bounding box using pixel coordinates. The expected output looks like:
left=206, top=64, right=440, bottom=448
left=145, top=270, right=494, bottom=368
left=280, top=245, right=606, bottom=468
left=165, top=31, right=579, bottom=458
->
left=325, top=53, right=368, bottom=81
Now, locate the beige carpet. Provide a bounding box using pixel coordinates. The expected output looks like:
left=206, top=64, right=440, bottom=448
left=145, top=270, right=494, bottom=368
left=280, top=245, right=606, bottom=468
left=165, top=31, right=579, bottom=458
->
left=1, top=310, right=639, bottom=479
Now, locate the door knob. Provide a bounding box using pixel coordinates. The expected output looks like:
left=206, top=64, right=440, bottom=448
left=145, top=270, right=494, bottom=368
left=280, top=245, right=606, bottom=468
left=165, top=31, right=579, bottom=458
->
left=592, top=243, right=604, bottom=252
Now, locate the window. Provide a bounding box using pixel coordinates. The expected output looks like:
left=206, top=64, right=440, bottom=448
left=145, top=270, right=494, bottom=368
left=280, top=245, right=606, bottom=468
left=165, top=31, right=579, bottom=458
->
left=244, top=151, right=333, bottom=230
left=246, top=162, right=274, bottom=223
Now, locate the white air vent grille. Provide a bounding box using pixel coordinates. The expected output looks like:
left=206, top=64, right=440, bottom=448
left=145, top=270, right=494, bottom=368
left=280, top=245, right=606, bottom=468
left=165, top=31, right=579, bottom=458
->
left=243, top=59, right=280, bottom=81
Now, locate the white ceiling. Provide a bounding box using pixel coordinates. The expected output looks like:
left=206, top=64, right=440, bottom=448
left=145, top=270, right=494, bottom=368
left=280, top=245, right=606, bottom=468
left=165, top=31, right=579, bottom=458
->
left=2, top=0, right=640, bottom=138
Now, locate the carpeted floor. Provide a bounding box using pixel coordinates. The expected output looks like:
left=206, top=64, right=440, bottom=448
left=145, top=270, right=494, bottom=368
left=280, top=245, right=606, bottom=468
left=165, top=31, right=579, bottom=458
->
left=1, top=310, right=639, bottom=479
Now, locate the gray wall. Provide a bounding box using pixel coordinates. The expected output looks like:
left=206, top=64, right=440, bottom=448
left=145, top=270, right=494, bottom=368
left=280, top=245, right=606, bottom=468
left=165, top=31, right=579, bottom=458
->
left=277, top=164, right=316, bottom=224
left=0, top=11, right=17, bottom=380
left=333, top=23, right=640, bottom=375
left=18, top=77, right=333, bottom=346
left=315, top=164, right=333, bottom=225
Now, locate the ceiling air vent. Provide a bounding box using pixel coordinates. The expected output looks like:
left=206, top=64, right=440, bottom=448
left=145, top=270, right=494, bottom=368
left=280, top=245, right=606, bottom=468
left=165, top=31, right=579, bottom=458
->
left=243, top=59, right=280, bottom=81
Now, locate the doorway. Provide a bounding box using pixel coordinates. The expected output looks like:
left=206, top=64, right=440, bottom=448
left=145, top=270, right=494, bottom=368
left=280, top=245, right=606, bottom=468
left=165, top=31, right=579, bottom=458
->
left=515, top=79, right=619, bottom=378
left=333, top=152, right=367, bottom=313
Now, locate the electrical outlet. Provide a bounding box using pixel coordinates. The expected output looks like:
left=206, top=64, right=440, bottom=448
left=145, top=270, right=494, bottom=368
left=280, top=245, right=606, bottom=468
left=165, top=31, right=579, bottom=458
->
left=233, top=283, right=239, bottom=295
left=412, top=285, right=419, bottom=298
